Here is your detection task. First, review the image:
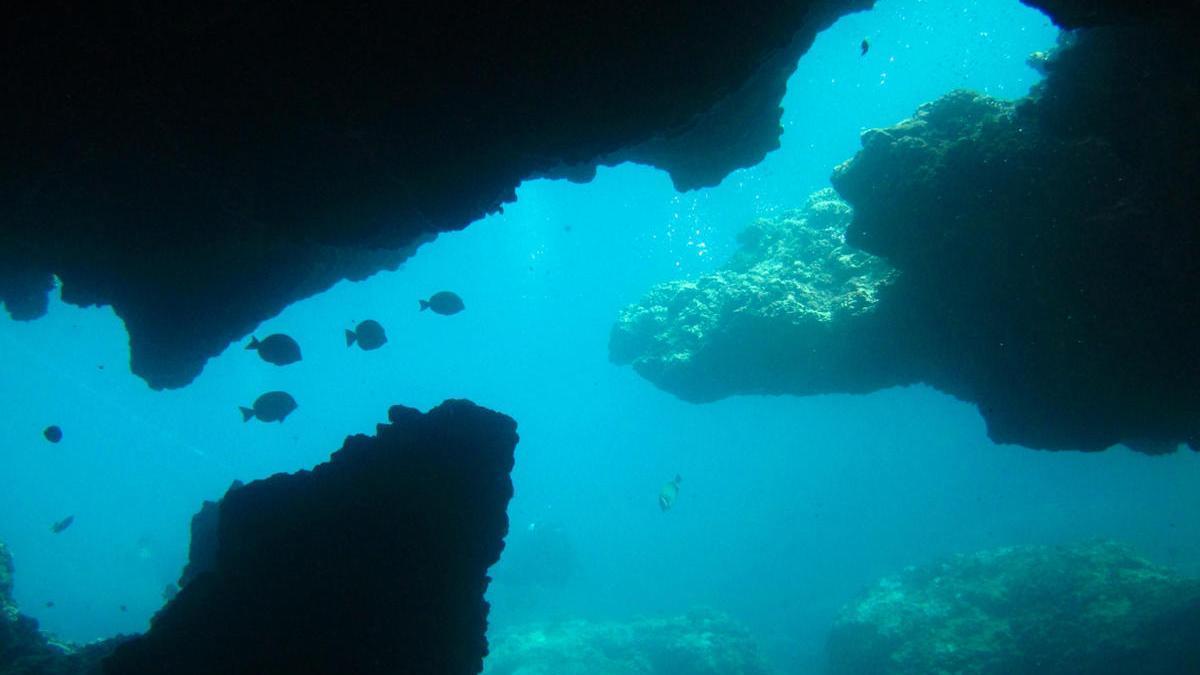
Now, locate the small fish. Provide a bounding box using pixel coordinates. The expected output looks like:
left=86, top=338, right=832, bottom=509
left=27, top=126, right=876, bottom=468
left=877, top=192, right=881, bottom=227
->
left=658, top=475, right=682, bottom=512
left=43, top=425, right=63, bottom=443
left=45, top=601, right=55, bottom=608
left=162, top=583, right=179, bottom=602
left=245, top=333, right=302, bottom=366
left=51, top=515, right=74, bottom=533
left=861, top=38, right=870, bottom=56
left=420, top=291, right=465, bottom=316
left=345, top=319, right=388, bottom=351
left=119, top=604, right=127, bottom=612
left=239, top=391, right=297, bottom=423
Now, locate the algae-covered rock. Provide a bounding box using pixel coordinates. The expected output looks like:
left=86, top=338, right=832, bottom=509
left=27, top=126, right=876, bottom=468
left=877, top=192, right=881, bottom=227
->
left=826, top=541, right=1200, bottom=674
left=610, top=190, right=907, bottom=402
left=484, top=608, right=772, bottom=675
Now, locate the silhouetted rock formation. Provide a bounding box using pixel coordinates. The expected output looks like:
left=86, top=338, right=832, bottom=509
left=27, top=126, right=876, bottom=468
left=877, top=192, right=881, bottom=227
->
left=0, top=1, right=873, bottom=389
left=104, top=400, right=518, bottom=675
left=613, top=19, right=1200, bottom=452
left=485, top=609, right=771, bottom=675
left=826, top=541, right=1200, bottom=675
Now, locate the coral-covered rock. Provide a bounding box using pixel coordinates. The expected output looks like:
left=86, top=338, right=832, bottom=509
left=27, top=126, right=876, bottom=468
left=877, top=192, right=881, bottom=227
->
left=826, top=541, right=1200, bottom=675
left=0, top=542, right=125, bottom=675
left=484, top=609, right=771, bottom=675
left=104, top=400, right=518, bottom=675
left=610, top=190, right=905, bottom=402
left=0, top=1, right=873, bottom=390
left=614, top=21, right=1200, bottom=452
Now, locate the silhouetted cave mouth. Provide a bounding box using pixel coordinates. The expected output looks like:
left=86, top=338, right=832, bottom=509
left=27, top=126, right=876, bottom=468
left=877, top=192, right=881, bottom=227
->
left=0, top=1, right=1180, bottom=390
left=104, top=399, right=518, bottom=675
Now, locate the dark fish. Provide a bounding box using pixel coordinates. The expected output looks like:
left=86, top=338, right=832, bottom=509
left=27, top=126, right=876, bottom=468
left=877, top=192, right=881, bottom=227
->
left=420, top=291, right=465, bottom=316
left=120, top=604, right=127, bottom=612
left=51, top=515, right=74, bottom=533
left=162, top=583, right=179, bottom=602
left=45, top=601, right=55, bottom=608
left=345, top=319, right=388, bottom=351
left=239, top=391, right=297, bottom=423
left=43, top=425, right=63, bottom=443
left=658, top=475, right=682, bottom=512
left=245, top=333, right=302, bottom=366
left=861, top=38, right=870, bottom=56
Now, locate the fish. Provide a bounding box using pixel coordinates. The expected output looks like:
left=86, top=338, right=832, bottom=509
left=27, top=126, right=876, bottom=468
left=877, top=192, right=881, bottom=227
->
left=420, top=291, right=465, bottom=316
left=162, top=583, right=179, bottom=602
left=120, top=604, right=127, bottom=612
left=245, top=333, right=302, bottom=366
left=43, top=425, right=62, bottom=443
left=239, top=391, right=298, bottom=423
left=345, top=319, right=388, bottom=351
left=45, top=601, right=54, bottom=608
left=658, top=475, right=682, bottom=512
left=861, top=38, right=870, bottom=56
left=51, top=515, right=74, bottom=533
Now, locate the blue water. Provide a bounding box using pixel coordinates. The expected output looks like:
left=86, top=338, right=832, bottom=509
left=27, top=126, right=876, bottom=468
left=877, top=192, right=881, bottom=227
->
left=2, top=0, right=1198, bottom=672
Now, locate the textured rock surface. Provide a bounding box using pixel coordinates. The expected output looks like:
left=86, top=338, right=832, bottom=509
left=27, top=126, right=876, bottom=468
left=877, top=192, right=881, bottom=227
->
left=831, top=22, right=1200, bottom=451
left=610, top=190, right=905, bottom=401
left=614, top=17, right=1200, bottom=452
left=826, top=541, right=1200, bottom=675
left=0, top=1, right=873, bottom=389
left=484, top=609, right=771, bottom=675
left=104, top=400, right=518, bottom=675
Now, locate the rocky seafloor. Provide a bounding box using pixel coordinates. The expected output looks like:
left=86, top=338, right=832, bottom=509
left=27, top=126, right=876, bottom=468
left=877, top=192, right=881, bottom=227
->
left=826, top=541, right=1200, bottom=674
left=484, top=608, right=772, bottom=675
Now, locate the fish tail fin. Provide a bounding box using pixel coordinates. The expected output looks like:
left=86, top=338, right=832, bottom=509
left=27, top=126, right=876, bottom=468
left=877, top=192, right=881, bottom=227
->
left=419, top=299, right=430, bottom=311
left=245, top=336, right=259, bottom=350
left=239, top=407, right=255, bottom=422
left=345, top=329, right=357, bottom=347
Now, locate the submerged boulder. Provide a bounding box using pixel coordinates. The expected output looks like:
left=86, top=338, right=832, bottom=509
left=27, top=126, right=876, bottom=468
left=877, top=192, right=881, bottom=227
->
left=484, top=608, right=772, bottom=675
left=104, top=399, right=518, bottom=675
left=826, top=541, right=1200, bottom=675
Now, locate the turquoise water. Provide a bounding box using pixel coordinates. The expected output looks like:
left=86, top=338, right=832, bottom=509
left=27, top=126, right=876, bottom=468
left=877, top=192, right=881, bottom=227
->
left=2, top=0, right=1198, bottom=672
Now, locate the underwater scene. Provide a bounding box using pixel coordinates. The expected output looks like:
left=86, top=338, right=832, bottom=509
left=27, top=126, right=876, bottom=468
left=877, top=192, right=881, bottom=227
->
left=3, top=1, right=1199, bottom=673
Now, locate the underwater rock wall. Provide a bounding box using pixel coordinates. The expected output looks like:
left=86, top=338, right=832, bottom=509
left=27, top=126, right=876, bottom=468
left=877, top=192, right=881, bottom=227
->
left=0, top=1, right=873, bottom=389
left=613, top=16, right=1200, bottom=452
left=484, top=609, right=772, bottom=675
left=104, top=400, right=518, bottom=675
left=825, top=541, right=1200, bottom=675
left=830, top=22, right=1200, bottom=451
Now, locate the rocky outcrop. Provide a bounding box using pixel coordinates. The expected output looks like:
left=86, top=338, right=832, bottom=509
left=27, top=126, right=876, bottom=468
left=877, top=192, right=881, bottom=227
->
left=0, top=1, right=874, bottom=389
left=0, top=542, right=124, bottom=675
left=484, top=609, right=772, bottom=675
left=104, top=400, right=518, bottom=675
left=610, top=190, right=907, bottom=402
left=826, top=541, right=1200, bottom=675
left=613, top=18, right=1200, bottom=452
